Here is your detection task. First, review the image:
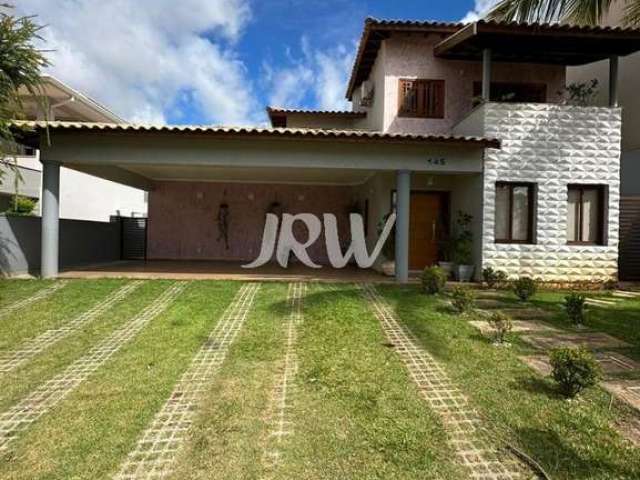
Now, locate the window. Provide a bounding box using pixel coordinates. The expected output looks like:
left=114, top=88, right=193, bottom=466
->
left=472, top=82, right=547, bottom=105
left=398, top=79, right=445, bottom=118
left=567, top=185, right=605, bottom=245
left=495, top=182, right=535, bottom=243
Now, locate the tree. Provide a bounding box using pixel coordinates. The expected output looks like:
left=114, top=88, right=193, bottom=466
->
left=489, top=0, right=640, bottom=27
left=0, top=3, right=48, bottom=187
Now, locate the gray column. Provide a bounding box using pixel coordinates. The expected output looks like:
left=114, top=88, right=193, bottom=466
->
left=395, top=170, right=411, bottom=283
left=609, top=55, right=619, bottom=107
left=482, top=48, right=492, bottom=102
left=41, top=160, right=61, bottom=278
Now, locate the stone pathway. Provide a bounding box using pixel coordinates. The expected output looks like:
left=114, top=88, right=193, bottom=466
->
left=0, top=281, right=68, bottom=320
left=603, top=380, right=640, bottom=414
left=0, top=281, right=145, bottom=373
left=0, top=281, right=187, bottom=452
left=114, top=283, right=260, bottom=480
left=262, top=282, right=305, bottom=470
left=360, top=283, right=535, bottom=480
left=521, top=352, right=640, bottom=378
left=470, top=320, right=560, bottom=338
left=521, top=332, right=631, bottom=351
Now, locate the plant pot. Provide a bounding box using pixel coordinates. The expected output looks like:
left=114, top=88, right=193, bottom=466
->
left=438, top=261, right=454, bottom=279
left=381, top=260, right=395, bottom=277
left=456, top=264, right=475, bottom=282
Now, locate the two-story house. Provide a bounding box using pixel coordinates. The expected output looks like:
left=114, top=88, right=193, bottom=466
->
left=2, top=75, right=147, bottom=221
left=17, top=18, right=640, bottom=282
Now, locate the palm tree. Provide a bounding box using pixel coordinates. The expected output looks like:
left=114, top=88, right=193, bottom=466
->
left=489, top=0, right=640, bottom=27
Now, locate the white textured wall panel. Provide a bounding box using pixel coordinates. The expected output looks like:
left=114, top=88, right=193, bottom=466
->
left=481, top=103, right=621, bottom=281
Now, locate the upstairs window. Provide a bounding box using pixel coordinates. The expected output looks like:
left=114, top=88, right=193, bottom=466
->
left=495, top=182, right=535, bottom=243
left=567, top=185, right=605, bottom=245
left=472, top=82, right=547, bottom=104
left=398, top=79, right=445, bottom=118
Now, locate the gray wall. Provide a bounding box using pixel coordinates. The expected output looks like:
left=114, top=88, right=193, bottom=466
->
left=0, top=214, right=121, bottom=276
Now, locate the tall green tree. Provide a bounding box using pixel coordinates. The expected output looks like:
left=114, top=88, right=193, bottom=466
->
left=0, top=3, right=48, bottom=186
left=489, top=0, right=640, bottom=27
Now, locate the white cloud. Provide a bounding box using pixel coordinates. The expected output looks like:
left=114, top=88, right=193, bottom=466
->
left=17, top=0, right=260, bottom=125
left=461, top=0, right=501, bottom=23
left=264, top=36, right=355, bottom=111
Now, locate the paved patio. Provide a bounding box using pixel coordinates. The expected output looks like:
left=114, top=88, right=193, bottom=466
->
left=58, top=260, right=400, bottom=283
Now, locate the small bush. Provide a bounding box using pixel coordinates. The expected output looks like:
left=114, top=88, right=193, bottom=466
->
left=488, top=311, right=512, bottom=344
left=513, top=277, right=537, bottom=301
left=549, top=347, right=602, bottom=398
left=482, top=267, right=508, bottom=289
left=564, top=292, right=587, bottom=326
left=421, top=266, right=447, bottom=295
left=451, top=287, right=475, bottom=314
left=5, top=195, right=37, bottom=215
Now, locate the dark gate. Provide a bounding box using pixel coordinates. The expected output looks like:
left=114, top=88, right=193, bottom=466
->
left=120, top=217, right=147, bottom=261
left=619, top=196, right=640, bottom=280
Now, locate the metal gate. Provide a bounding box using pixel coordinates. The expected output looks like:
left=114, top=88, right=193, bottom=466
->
left=120, top=217, right=147, bottom=260
left=619, top=196, right=640, bottom=280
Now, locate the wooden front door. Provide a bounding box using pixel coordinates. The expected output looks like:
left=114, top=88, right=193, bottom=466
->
left=409, top=192, right=445, bottom=270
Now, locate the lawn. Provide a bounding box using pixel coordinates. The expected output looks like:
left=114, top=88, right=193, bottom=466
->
left=0, top=278, right=638, bottom=479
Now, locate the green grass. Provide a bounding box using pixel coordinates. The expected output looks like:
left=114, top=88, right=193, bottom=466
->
left=380, top=285, right=640, bottom=480
left=1, top=279, right=639, bottom=479
left=0, top=280, right=239, bottom=480
left=0, top=279, right=58, bottom=309
left=0, top=279, right=128, bottom=349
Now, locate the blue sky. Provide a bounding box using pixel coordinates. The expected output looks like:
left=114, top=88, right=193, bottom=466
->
left=18, top=0, right=492, bottom=125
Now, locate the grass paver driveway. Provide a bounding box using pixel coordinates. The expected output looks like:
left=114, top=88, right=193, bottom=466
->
left=0, top=278, right=639, bottom=479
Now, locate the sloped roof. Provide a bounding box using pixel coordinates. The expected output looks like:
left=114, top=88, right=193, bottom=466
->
left=14, top=120, right=500, bottom=149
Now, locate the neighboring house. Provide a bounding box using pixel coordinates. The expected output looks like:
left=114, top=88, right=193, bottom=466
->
left=566, top=2, right=640, bottom=280
left=1, top=75, right=147, bottom=221
left=17, top=19, right=640, bottom=282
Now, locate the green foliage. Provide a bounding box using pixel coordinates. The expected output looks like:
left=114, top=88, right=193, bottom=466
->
left=488, top=311, right=512, bottom=344
left=0, top=5, right=48, bottom=184
left=549, top=347, right=602, bottom=398
left=4, top=195, right=36, bottom=215
left=513, top=276, right=537, bottom=301
left=564, top=292, right=587, bottom=326
left=450, top=286, right=475, bottom=314
left=421, top=266, right=447, bottom=295
left=558, top=79, right=599, bottom=106
left=452, top=210, right=473, bottom=265
left=489, top=0, right=640, bottom=27
left=482, top=267, right=508, bottom=289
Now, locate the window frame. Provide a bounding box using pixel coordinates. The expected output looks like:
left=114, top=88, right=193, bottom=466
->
left=397, top=78, right=445, bottom=119
left=566, top=184, right=606, bottom=246
left=494, top=182, right=535, bottom=244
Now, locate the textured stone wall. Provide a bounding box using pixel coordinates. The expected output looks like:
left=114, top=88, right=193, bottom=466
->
left=481, top=103, right=621, bottom=281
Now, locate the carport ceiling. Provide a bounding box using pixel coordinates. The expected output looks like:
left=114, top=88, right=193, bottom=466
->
left=120, top=164, right=375, bottom=185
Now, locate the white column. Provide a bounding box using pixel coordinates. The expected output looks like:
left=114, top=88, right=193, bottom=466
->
left=41, top=160, right=60, bottom=278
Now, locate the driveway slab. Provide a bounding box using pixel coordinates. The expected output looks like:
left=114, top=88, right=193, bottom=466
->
left=522, top=332, right=631, bottom=351
left=521, top=352, right=640, bottom=377
left=470, top=319, right=560, bottom=337
left=603, top=380, right=640, bottom=413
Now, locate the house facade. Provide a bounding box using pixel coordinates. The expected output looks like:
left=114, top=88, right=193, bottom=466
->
left=16, top=19, right=640, bottom=282
left=1, top=75, right=147, bottom=221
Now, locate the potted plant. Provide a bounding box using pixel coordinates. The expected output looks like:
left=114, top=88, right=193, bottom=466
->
left=452, top=211, right=474, bottom=282
left=378, top=212, right=395, bottom=276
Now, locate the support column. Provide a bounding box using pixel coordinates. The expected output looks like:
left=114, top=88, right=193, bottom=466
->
left=395, top=170, right=411, bottom=283
left=609, top=55, right=619, bottom=107
left=41, top=160, right=60, bottom=278
left=482, top=48, right=492, bottom=102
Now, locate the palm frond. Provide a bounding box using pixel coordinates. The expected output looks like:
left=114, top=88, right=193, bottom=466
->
left=488, top=0, right=620, bottom=25
left=623, top=0, right=640, bottom=26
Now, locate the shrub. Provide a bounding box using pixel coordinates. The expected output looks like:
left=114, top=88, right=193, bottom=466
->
left=451, top=287, right=475, bottom=314
left=549, top=347, right=602, bottom=398
left=564, top=292, right=587, bottom=326
left=5, top=195, right=37, bottom=216
left=452, top=211, right=473, bottom=265
left=513, top=277, right=537, bottom=301
left=488, top=311, right=512, bottom=344
left=482, top=267, right=508, bottom=289
left=421, top=266, right=447, bottom=295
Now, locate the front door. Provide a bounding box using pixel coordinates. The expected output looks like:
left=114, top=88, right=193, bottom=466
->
left=409, top=192, right=445, bottom=270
